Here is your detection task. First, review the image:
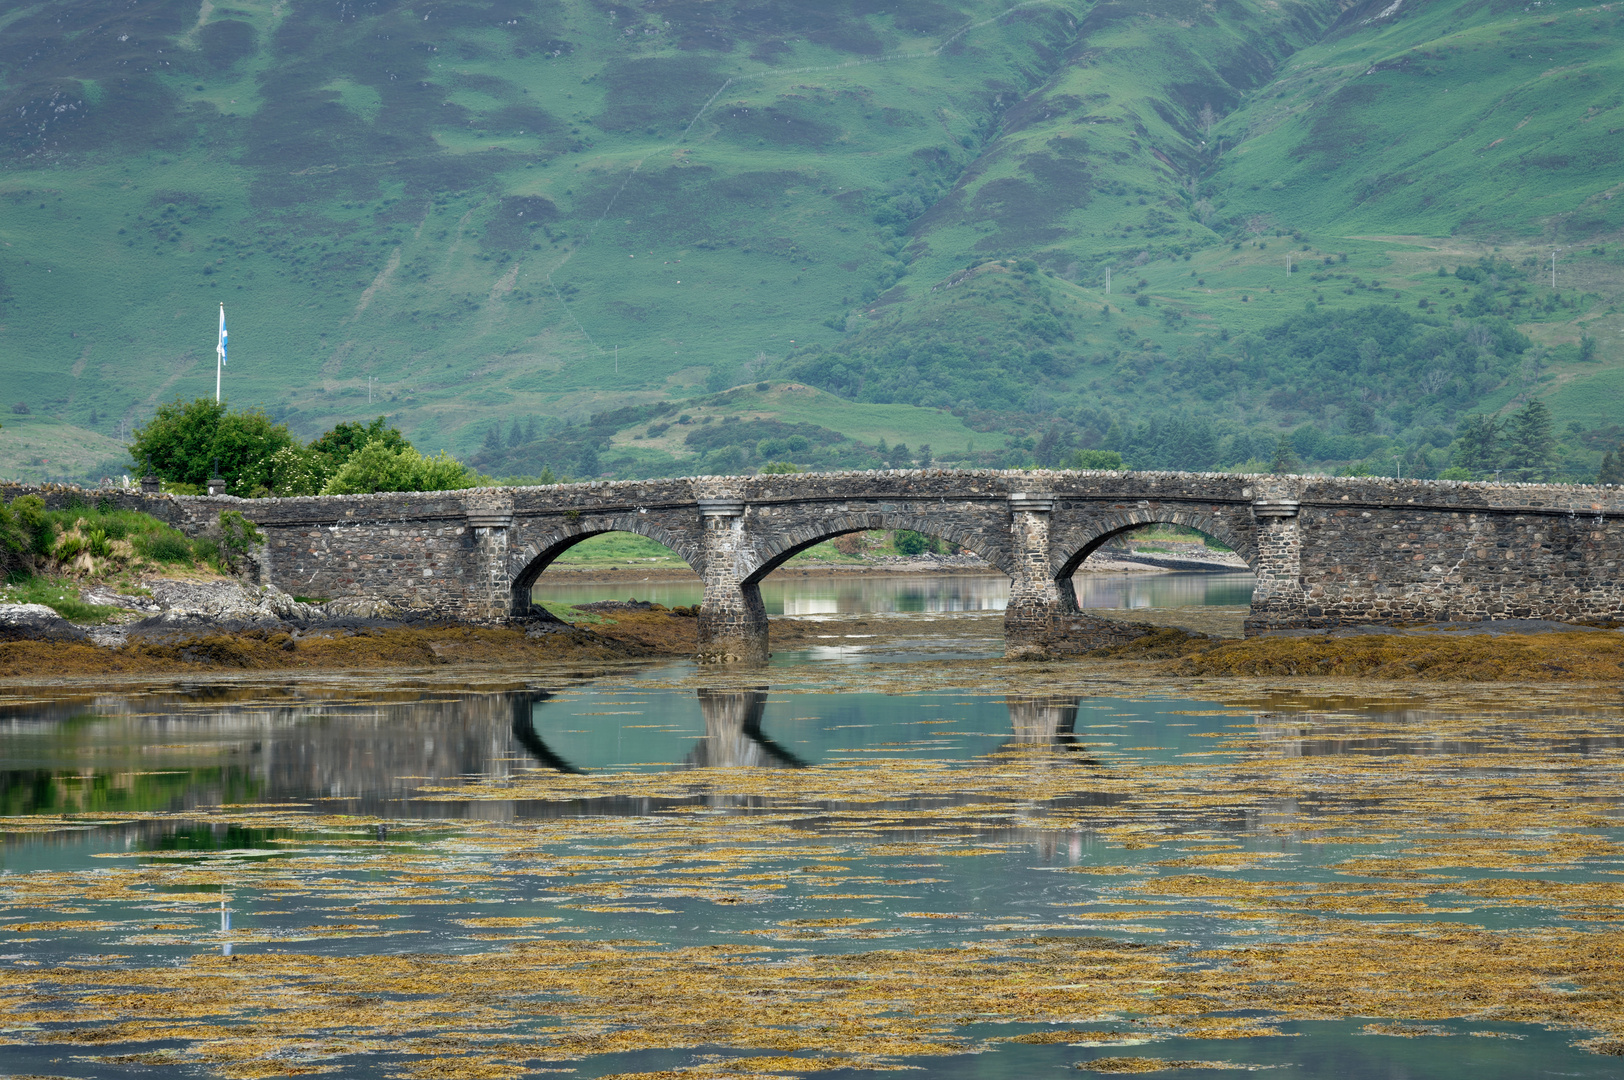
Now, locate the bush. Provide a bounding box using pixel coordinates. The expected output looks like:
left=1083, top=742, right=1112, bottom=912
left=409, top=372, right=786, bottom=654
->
left=893, top=530, right=941, bottom=556
left=321, top=440, right=481, bottom=495
left=216, top=511, right=263, bottom=572
left=9, top=495, right=48, bottom=555
left=1067, top=449, right=1126, bottom=470
left=134, top=529, right=195, bottom=563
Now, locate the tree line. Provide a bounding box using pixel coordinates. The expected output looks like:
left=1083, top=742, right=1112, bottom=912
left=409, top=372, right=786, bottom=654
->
left=127, top=398, right=481, bottom=497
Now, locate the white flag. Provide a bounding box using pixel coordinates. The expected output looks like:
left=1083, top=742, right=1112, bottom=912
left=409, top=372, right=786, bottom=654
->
left=217, top=304, right=228, bottom=366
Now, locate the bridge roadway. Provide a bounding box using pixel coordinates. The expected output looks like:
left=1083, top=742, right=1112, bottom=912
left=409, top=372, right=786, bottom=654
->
left=15, top=469, right=1622, bottom=661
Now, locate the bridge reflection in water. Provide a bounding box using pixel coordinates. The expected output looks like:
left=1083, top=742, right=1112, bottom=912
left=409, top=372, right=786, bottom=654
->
left=511, top=689, right=1090, bottom=774
left=0, top=688, right=1101, bottom=821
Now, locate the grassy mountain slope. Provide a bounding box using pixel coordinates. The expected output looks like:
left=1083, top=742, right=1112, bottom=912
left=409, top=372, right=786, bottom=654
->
left=0, top=0, right=1619, bottom=485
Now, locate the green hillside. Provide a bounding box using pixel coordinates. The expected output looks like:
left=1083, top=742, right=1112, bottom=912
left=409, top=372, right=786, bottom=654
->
left=1, top=0, right=1620, bottom=485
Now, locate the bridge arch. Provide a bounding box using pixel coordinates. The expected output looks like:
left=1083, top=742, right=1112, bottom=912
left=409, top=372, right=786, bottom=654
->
left=736, top=511, right=1015, bottom=586
left=508, top=516, right=703, bottom=615
left=1054, top=508, right=1258, bottom=581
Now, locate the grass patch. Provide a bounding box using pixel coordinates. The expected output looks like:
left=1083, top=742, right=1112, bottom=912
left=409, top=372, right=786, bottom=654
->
left=0, top=575, right=119, bottom=623
left=550, top=533, right=688, bottom=568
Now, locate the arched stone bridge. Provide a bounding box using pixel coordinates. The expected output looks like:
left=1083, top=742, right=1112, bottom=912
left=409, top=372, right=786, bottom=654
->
left=194, top=468, right=1624, bottom=661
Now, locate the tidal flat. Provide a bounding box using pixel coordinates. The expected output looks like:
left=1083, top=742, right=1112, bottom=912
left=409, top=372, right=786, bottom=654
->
left=1, top=657, right=1621, bottom=1079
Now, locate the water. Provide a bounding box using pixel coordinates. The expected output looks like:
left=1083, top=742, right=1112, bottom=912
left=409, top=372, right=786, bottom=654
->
left=2, top=668, right=1621, bottom=1079
left=536, top=570, right=1257, bottom=614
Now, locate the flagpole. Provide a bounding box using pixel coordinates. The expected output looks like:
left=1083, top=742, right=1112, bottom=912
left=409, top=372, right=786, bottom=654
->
left=216, top=303, right=225, bottom=403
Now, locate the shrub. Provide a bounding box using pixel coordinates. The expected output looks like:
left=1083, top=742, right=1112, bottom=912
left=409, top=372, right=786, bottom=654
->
left=135, top=530, right=195, bottom=563
left=9, top=495, right=48, bottom=555
left=1067, top=449, right=1126, bottom=470
left=216, top=511, right=263, bottom=572
left=893, top=530, right=941, bottom=556
left=321, top=440, right=481, bottom=495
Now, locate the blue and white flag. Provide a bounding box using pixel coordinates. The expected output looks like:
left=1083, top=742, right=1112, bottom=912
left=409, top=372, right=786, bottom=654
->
left=217, top=304, right=228, bottom=366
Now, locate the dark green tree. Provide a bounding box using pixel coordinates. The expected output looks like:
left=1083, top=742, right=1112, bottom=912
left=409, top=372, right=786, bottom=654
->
left=1452, top=414, right=1501, bottom=479
left=308, top=416, right=408, bottom=471
left=1503, top=400, right=1558, bottom=482
left=1269, top=436, right=1300, bottom=473
left=1597, top=443, right=1624, bottom=485
left=128, top=398, right=296, bottom=496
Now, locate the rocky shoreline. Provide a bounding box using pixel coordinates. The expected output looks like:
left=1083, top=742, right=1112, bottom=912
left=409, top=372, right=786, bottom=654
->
left=0, top=578, right=580, bottom=650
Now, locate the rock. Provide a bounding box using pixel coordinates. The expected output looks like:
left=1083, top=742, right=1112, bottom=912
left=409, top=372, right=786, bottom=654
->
left=82, top=588, right=161, bottom=613
left=85, top=625, right=131, bottom=649
left=145, top=579, right=317, bottom=624
left=323, top=597, right=409, bottom=620
left=0, top=603, right=89, bottom=643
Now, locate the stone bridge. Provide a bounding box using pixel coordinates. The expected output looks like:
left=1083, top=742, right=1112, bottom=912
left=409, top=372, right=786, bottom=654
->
left=13, top=470, right=1622, bottom=660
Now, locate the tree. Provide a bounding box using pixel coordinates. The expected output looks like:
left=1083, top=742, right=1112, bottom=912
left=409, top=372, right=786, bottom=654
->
left=1034, top=426, right=1062, bottom=468
left=1503, top=400, right=1558, bottom=482
left=1067, top=449, right=1125, bottom=470
left=321, top=442, right=481, bottom=495
left=129, top=398, right=296, bottom=496
left=268, top=445, right=328, bottom=496
left=309, top=416, right=408, bottom=470
left=1597, top=443, right=1624, bottom=484
left=1453, top=414, right=1501, bottom=479
left=1198, top=102, right=1217, bottom=136
left=1269, top=436, right=1300, bottom=473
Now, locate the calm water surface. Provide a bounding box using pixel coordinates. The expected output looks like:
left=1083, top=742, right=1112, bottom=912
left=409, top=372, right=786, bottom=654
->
left=535, top=570, right=1257, bottom=614
left=2, top=597, right=1621, bottom=1078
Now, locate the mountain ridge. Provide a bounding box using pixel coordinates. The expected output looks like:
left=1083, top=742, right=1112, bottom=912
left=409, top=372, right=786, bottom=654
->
left=0, top=0, right=1619, bottom=485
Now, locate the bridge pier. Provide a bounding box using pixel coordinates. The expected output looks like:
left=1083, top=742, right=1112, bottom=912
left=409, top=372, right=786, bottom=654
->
left=466, top=495, right=515, bottom=622
left=1004, top=493, right=1076, bottom=657
left=696, top=497, right=770, bottom=663
left=1244, top=498, right=1306, bottom=634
